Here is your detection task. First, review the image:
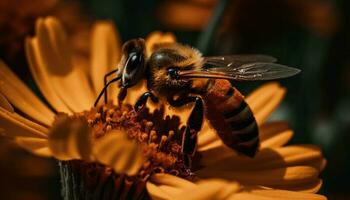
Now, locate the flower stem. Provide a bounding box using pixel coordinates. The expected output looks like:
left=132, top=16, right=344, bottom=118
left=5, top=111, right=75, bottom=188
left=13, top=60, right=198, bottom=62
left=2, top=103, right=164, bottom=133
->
left=196, top=0, right=232, bottom=54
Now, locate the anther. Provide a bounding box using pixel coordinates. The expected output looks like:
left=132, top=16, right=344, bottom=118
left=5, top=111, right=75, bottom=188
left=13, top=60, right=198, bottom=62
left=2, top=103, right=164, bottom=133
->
left=106, top=125, right=112, bottom=131
left=159, top=135, right=168, bottom=149
left=94, top=113, right=101, bottom=120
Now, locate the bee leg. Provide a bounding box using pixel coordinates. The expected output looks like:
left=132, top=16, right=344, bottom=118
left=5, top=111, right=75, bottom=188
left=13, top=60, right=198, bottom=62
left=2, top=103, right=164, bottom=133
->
left=134, top=92, right=159, bottom=112
left=168, top=96, right=204, bottom=168
left=103, top=69, right=119, bottom=104
left=118, top=87, right=128, bottom=106
left=94, top=76, right=121, bottom=107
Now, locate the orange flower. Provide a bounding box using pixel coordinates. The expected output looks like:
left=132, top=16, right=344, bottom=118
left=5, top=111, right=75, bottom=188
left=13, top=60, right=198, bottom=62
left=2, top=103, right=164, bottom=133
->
left=0, top=17, right=326, bottom=199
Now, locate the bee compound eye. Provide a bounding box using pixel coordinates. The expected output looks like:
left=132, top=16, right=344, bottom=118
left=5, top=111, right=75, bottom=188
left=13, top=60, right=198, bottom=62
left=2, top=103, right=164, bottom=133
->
left=126, top=53, right=141, bottom=74
left=167, top=68, right=180, bottom=79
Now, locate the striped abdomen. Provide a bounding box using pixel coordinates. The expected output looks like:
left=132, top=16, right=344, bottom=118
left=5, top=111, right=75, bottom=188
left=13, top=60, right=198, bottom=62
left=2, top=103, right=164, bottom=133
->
left=203, top=79, right=259, bottom=157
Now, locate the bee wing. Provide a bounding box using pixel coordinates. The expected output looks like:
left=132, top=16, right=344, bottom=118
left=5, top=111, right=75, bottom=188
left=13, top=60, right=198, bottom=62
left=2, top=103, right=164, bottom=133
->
left=203, top=55, right=277, bottom=68
left=179, top=62, right=301, bottom=81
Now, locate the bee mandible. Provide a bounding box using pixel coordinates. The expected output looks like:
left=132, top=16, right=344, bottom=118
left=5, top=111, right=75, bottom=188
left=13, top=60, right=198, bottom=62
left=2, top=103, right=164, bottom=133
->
left=94, top=38, right=300, bottom=167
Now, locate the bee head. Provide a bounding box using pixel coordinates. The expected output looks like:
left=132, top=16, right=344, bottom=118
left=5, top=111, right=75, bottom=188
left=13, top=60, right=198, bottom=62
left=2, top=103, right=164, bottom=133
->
left=148, top=43, right=203, bottom=94
left=119, top=38, right=146, bottom=88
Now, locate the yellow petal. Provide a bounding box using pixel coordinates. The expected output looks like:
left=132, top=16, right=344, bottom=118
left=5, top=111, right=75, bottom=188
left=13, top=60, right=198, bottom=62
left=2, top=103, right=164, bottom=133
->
left=261, top=128, right=294, bottom=149
left=255, top=88, right=286, bottom=125
left=197, top=120, right=224, bottom=151
left=173, top=179, right=240, bottom=200
left=48, top=114, right=92, bottom=161
left=245, top=82, right=286, bottom=125
left=198, top=143, right=237, bottom=166
left=0, top=92, right=14, bottom=112
left=275, top=179, right=323, bottom=193
left=0, top=107, right=48, bottom=138
left=246, top=82, right=280, bottom=112
left=146, top=181, right=172, bottom=200
left=149, top=173, right=196, bottom=197
left=145, top=31, right=176, bottom=57
left=230, top=187, right=327, bottom=200
left=197, top=166, right=319, bottom=188
left=200, top=145, right=324, bottom=171
left=27, top=17, right=94, bottom=113
left=93, top=131, right=143, bottom=176
left=15, top=137, right=52, bottom=157
left=26, top=36, right=71, bottom=113
left=90, top=21, right=121, bottom=102
left=148, top=174, right=240, bottom=200
left=0, top=60, right=54, bottom=126
left=150, top=173, right=196, bottom=189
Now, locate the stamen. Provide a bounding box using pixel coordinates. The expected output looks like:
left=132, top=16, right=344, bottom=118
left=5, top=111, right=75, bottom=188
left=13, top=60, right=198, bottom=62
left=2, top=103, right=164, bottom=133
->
left=60, top=103, right=196, bottom=199
left=71, top=103, right=193, bottom=180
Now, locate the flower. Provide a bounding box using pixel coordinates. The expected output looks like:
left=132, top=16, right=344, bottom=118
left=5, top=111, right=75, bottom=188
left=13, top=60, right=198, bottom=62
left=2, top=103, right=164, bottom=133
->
left=0, top=16, right=326, bottom=199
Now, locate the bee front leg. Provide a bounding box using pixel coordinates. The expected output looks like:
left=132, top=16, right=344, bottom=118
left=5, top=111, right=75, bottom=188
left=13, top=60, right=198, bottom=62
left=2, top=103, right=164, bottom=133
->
left=168, top=96, right=204, bottom=168
left=134, top=92, right=159, bottom=112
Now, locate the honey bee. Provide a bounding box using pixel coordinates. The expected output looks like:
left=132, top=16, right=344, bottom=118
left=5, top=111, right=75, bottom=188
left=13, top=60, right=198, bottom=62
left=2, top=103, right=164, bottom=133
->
left=94, top=38, right=300, bottom=167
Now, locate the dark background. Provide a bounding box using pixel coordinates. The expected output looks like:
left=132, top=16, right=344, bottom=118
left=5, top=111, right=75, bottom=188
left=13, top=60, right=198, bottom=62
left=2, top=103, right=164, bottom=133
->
left=0, top=0, right=349, bottom=199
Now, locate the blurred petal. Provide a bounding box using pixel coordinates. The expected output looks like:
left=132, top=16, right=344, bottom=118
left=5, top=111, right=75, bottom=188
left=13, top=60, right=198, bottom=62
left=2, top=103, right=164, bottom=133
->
left=26, top=36, right=71, bottom=113
left=90, top=21, right=121, bottom=101
left=0, top=92, right=14, bottom=112
left=146, top=181, right=172, bottom=200
left=246, top=82, right=286, bottom=125
left=197, top=121, right=222, bottom=151
left=145, top=31, right=176, bottom=57
left=230, top=187, right=327, bottom=200
left=200, top=145, right=324, bottom=171
left=0, top=107, right=48, bottom=138
left=93, top=131, right=143, bottom=176
left=48, top=114, right=92, bottom=161
left=150, top=173, right=196, bottom=189
left=0, top=60, right=54, bottom=126
left=157, top=1, right=212, bottom=31
left=197, top=166, right=319, bottom=188
left=15, top=137, right=52, bottom=157
left=260, top=128, right=293, bottom=149
left=148, top=173, right=240, bottom=200
left=275, top=179, right=323, bottom=193
left=254, top=87, right=285, bottom=125
left=26, top=17, right=94, bottom=112
left=173, top=179, right=240, bottom=200
left=246, top=82, right=280, bottom=112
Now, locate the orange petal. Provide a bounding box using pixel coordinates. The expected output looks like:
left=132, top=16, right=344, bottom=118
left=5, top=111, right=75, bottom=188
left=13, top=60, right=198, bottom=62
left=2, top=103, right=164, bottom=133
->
left=93, top=131, right=143, bottom=176
left=231, top=187, right=327, bottom=200
left=0, top=92, right=14, bottom=113
left=27, top=17, right=94, bottom=113
left=0, top=107, right=48, bottom=138
left=145, top=31, right=176, bottom=57
left=26, top=36, right=71, bottom=113
left=48, top=114, right=92, bottom=161
left=0, top=60, right=54, bottom=126
left=246, top=82, right=280, bottom=111
left=275, top=179, right=323, bottom=193
left=90, top=21, right=121, bottom=102
left=173, top=179, right=240, bottom=200
left=148, top=173, right=240, bottom=200
left=200, top=145, right=324, bottom=171
left=197, top=166, right=319, bottom=188
left=15, top=137, right=51, bottom=157
left=245, top=82, right=286, bottom=125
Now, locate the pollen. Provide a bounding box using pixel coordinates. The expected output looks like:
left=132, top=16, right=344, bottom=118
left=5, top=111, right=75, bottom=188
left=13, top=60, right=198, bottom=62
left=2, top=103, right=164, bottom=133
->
left=72, top=103, right=193, bottom=181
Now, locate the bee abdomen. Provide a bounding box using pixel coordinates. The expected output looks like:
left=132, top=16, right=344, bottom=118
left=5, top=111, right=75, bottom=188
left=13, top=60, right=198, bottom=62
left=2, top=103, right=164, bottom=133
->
left=204, top=79, right=259, bottom=157
left=222, top=100, right=259, bottom=157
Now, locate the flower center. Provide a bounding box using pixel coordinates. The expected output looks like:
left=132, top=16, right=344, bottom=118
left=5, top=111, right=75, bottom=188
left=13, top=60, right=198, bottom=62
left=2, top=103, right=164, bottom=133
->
left=74, top=103, right=194, bottom=180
